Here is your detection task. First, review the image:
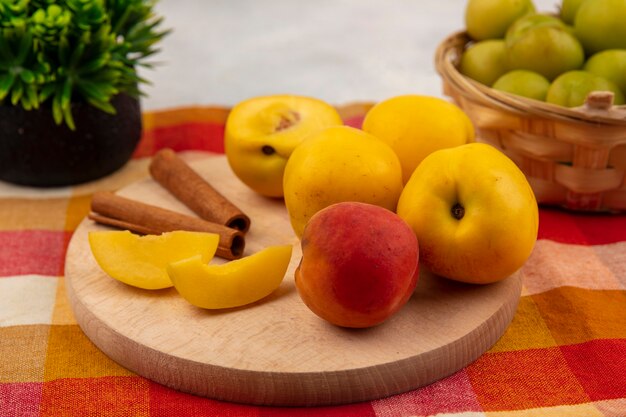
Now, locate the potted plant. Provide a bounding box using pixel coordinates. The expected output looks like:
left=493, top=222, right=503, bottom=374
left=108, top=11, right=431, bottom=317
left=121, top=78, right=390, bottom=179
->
left=0, top=0, right=169, bottom=186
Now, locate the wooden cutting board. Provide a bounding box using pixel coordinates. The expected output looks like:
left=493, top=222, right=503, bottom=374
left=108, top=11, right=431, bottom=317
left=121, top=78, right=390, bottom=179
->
left=65, top=153, right=522, bottom=407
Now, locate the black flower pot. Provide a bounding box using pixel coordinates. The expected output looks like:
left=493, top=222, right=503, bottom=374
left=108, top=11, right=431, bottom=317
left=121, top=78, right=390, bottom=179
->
left=0, top=94, right=142, bottom=187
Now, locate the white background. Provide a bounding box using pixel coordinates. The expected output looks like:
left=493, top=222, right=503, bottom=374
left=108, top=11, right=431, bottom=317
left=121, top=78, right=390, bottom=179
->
left=139, top=0, right=561, bottom=110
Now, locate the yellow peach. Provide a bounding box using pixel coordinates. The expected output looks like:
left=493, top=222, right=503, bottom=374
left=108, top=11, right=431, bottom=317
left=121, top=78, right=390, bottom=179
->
left=362, top=95, right=475, bottom=184
left=225, top=95, right=343, bottom=197
left=283, top=126, right=403, bottom=238
left=397, top=143, right=538, bottom=284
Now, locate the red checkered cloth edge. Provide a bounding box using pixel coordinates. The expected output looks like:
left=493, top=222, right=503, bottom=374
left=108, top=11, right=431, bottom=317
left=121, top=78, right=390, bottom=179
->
left=1, top=105, right=625, bottom=417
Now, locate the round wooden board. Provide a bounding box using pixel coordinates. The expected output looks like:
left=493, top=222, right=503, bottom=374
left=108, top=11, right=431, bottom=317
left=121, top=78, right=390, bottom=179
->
left=65, top=153, right=522, bottom=407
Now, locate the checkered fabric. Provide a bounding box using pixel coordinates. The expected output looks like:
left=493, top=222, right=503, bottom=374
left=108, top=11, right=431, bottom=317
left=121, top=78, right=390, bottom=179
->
left=1, top=105, right=625, bottom=417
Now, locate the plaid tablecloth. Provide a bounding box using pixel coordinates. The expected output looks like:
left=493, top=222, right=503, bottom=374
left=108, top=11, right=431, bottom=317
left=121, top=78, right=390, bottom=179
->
left=1, top=105, right=625, bottom=417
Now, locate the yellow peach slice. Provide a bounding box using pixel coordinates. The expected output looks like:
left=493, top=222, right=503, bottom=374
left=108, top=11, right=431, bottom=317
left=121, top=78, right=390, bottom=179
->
left=88, top=230, right=219, bottom=290
left=167, top=245, right=293, bottom=309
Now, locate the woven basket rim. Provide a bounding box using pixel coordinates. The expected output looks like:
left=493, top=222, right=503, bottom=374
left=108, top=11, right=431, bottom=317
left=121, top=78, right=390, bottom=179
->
left=434, top=30, right=626, bottom=127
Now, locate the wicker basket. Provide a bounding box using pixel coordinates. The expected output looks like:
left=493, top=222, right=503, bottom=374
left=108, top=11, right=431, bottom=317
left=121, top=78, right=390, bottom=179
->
left=435, top=31, right=626, bottom=212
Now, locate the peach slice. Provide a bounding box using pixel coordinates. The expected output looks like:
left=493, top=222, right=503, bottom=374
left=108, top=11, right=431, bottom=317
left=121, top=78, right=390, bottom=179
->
left=167, top=245, right=293, bottom=309
left=88, top=230, right=219, bottom=290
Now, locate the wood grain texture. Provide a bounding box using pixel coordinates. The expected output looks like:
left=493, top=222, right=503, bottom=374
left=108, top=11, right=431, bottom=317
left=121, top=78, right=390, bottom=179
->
left=65, top=153, right=522, bottom=406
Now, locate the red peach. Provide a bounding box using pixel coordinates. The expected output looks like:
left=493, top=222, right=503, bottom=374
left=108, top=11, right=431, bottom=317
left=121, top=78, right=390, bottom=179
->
left=295, top=202, right=419, bottom=328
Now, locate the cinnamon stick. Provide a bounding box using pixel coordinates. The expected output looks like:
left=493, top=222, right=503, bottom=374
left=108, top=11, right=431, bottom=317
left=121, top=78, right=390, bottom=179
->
left=89, top=191, right=245, bottom=260
left=149, top=149, right=251, bottom=232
